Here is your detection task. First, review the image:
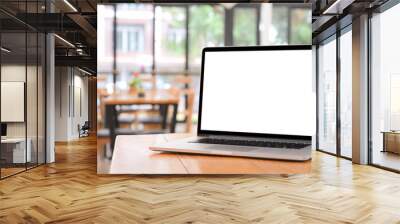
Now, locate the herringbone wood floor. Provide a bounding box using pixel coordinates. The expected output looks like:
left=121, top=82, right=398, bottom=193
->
left=1, top=136, right=400, bottom=224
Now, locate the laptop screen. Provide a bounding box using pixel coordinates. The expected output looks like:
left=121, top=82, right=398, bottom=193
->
left=199, top=46, right=315, bottom=138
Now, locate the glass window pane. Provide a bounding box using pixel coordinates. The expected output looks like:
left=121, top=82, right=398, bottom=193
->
left=1, top=31, right=28, bottom=177
left=290, top=8, right=311, bottom=45
left=38, top=32, right=46, bottom=165
left=233, top=7, right=257, bottom=45
left=27, top=31, right=38, bottom=168
left=115, top=4, right=154, bottom=91
left=371, top=4, right=400, bottom=171
left=269, top=5, right=289, bottom=45
left=97, top=4, right=115, bottom=76
left=116, top=31, right=123, bottom=51
left=189, top=5, right=224, bottom=74
left=155, top=6, right=186, bottom=73
left=340, top=29, right=352, bottom=158
left=260, top=4, right=311, bottom=45
left=318, top=38, right=337, bottom=154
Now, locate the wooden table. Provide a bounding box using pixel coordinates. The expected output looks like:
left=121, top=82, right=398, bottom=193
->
left=1, top=138, right=32, bottom=164
left=103, top=89, right=180, bottom=148
left=109, top=134, right=311, bottom=174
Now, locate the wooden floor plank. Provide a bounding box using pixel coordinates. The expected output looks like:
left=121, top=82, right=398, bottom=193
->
left=0, top=135, right=400, bottom=223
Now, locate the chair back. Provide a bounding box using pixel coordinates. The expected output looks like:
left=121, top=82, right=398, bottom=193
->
left=172, top=74, right=195, bottom=133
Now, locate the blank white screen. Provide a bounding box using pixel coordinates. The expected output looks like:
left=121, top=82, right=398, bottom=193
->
left=200, top=49, right=315, bottom=136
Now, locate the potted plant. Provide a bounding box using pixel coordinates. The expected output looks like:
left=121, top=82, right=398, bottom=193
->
left=129, top=72, right=145, bottom=97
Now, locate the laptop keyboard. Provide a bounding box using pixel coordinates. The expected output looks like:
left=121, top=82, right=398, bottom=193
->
left=193, top=138, right=310, bottom=149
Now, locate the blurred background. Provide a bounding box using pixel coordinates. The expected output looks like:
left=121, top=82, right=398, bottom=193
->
left=97, top=3, right=311, bottom=173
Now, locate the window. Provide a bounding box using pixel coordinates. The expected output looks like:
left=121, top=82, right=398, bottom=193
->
left=339, top=28, right=352, bottom=158
left=154, top=6, right=186, bottom=73
left=371, top=3, right=400, bottom=171
left=115, top=3, right=154, bottom=82
left=189, top=5, right=224, bottom=73
left=116, top=30, right=123, bottom=51
left=290, top=8, right=311, bottom=45
left=116, top=25, right=144, bottom=53
left=269, top=6, right=289, bottom=45
left=233, top=7, right=257, bottom=45
left=318, top=37, right=337, bottom=154
left=260, top=5, right=311, bottom=45
left=128, top=28, right=143, bottom=52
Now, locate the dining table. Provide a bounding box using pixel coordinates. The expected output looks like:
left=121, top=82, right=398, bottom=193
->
left=103, top=88, right=180, bottom=148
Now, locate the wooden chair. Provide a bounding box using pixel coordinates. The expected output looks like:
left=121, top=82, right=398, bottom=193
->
left=97, top=88, right=109, bottom=128
left=117, top=72, right=158, bottom=129
left=170, top=75, right=195, bottom=133
left=179, top=88, right=195, bottom=133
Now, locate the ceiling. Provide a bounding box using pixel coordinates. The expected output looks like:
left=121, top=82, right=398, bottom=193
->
left=0, top=0, right=97, bottom=72
left=1, top=0, right=396, bottom=71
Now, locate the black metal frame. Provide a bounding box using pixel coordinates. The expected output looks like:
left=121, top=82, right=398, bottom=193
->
left=367, top=11, right=373, bottom=166
left=336, top=20, right=341, bottom=157
left=197, top=45, right=313, bottom=141
left=315, top=45, right=319, bottom=151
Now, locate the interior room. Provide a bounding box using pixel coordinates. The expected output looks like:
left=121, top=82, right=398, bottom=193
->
left=1, top=0, right=400, bottom=223
left=0, top=0, right=97, bottom=179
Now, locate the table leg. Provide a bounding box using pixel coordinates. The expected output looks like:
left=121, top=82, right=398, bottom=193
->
left=161, top=105, right=168, bottom=130
left=170, top=104, right=178, bottom=133
left=105, top=105, right=117, bottom=150
left=383, top=133, right=386, bottom=152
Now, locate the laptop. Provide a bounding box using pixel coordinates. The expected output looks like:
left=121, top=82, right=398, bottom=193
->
left=150, top=45, right=315, bottom=161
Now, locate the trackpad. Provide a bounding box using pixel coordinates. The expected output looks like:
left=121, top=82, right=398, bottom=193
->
left=211, top=150, right=233, bottom=155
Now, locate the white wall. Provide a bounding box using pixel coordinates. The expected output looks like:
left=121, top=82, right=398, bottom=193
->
left=55, top=67, right=89, bottom=141
left=55, top=66, right=69, bottom=141
left=71, top=73, right=89, bottom=138
left=45, top=5, right=56, bottom=164
left=1, top=65, right=37, bottom=138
